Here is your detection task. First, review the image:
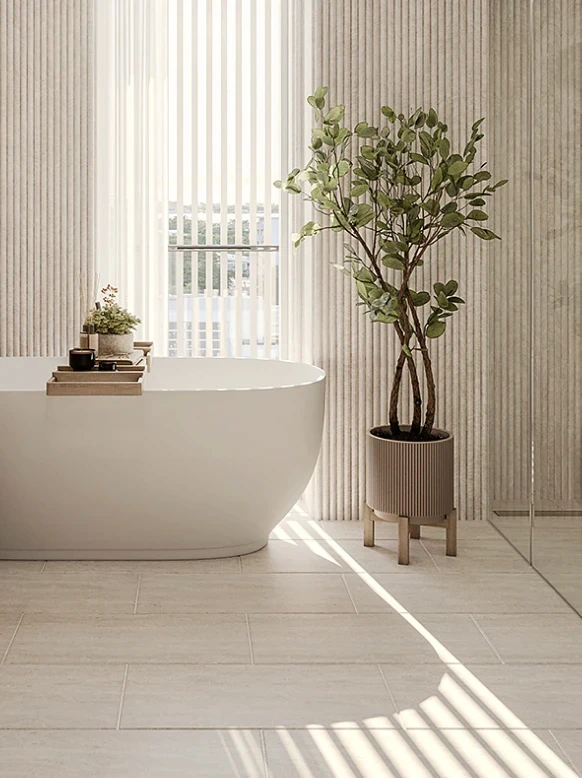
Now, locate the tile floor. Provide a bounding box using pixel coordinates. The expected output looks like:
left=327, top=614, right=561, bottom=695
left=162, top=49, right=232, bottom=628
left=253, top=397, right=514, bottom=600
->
left=0, top=508, right=581, bottom=777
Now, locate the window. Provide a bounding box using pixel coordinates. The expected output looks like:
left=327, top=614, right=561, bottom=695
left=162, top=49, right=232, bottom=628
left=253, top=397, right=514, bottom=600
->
left=168, top=0, right=283, bottom=358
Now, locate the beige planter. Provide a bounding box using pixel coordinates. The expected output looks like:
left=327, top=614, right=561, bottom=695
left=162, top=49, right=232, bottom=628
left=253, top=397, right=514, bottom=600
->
left=97, top=333, right=134, bottom=357
left=366, top=425, right=454, bottom=520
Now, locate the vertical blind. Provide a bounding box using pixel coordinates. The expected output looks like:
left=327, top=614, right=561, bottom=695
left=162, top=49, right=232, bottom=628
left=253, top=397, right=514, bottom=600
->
left=168, top=0, right=283, bottom=358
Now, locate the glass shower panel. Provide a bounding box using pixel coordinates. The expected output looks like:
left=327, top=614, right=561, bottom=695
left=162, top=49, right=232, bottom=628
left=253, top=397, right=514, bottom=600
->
left=487, top=0, right=533, bottom=561
left=531, top=0, right=582, bottom=613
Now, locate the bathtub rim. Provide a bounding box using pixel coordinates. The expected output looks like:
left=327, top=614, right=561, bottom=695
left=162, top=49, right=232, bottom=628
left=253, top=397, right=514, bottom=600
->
left=0, top=356, right=326, bottom=394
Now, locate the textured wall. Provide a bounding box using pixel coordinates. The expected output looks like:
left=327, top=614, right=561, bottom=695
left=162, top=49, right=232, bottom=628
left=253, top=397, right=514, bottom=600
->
left=0, top=0, right=94, bottom=357
left=305, top=0, right=490, bottom=520
left=488, top=0, right=582, bottom=510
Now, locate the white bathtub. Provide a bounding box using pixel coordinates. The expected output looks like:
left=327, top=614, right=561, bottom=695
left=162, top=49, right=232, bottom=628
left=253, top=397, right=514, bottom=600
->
left=0, top=357, right=325, bottom=559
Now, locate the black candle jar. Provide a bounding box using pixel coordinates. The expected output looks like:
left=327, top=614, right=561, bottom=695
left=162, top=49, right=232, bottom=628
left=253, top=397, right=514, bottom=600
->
left=69, top=348, right=96, bottom=371
left=98, top=360, right=117, bottom=371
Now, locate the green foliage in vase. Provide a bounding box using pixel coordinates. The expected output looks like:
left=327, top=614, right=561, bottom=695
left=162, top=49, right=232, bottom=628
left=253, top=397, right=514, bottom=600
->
left=275, top=88, right=507, bottom=439
left=85, top=285, right=141, bottom=335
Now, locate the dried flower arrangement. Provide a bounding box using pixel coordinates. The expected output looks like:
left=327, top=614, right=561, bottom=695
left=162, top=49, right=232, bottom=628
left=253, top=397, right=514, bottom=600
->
left=85, top=285, right=141, bottom=335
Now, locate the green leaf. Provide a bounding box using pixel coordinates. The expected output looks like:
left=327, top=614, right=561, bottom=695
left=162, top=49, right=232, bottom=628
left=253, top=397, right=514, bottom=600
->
left=353, top=266, right=375, bottom=283
left=382, top=255, right=406, bottom=271
left=410, top=152, right=427, bottom=164
left=448, top=160, right=468, bottom=177
left=411, top=291, right=430, bottom=306
left=441, top=202, right=458, bottom=214
left=422, top=199, right=439, bottom=216
left=467, top=197, right=486, bottom=206
left=474, top=170, right=492, bottom=182
left=426, top=108, right=438, bottom=128
left=382, top=239, right=407, bottom=254
left=468, top=225, right=494, bottom=241
left=470, top=226, right=501, bottom=240
left=381, top=106, right=396, bottom=122
left=444, top=279, right=458, bottom=295
left=472, top=117, right=485, bottom=131
left=273, top=180, right=283, bottom=189
left=441, top=211, right=465, bottom=229
left=285, top=183, right=302, bottom=194
left=467, top=209, right=488, bottom=221
left=426, top=321, right=446, bottom=338
left=336, top=160, right=350, bottom=177
left=492, top=179, right=509, bottom=189
left=400, top=128, right=416, bottom=143
left=324, top=105, right=345, bottom=124
left=402, top=344, right=413, bottom=357
left=439, top=138, right=450, bottom=159
left=376, top=191, right=391, bottom=209
left=437, top=291, right=449, bottom=308
left=449, top=296, right=465, bottom=304
left=314, top=86, right=328, bottom=100
left=433, top=282, right=445, bottom=295
left=430, top=168, right=444, bottom=190
left=350, top=182, right=369, bottom=197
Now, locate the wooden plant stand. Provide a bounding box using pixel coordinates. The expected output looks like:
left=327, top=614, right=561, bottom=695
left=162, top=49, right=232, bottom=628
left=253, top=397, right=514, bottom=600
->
left=364, top=503, right=457, bottom=565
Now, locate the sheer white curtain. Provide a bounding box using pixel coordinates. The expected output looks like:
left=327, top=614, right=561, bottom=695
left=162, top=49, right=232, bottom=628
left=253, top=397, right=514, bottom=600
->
left=94, top=0, right=169, bottom=349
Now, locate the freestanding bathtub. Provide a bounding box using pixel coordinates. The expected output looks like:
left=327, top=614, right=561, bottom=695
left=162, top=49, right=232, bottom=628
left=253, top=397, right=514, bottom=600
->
left=0, top=357, right=325, bottom=559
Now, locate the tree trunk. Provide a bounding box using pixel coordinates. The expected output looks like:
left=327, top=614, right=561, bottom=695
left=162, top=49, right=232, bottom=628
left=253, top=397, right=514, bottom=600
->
left=389, top=351, right=405, bottom=436
left=408, top=357, right=423, bottom=436
left=421, top=354, right=437, bottom=437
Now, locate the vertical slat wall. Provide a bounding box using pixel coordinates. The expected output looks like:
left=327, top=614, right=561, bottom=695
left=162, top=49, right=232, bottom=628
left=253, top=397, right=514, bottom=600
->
left=489, top=0, right=582, bottom=511
left=488, top=0, right=531, bottom=510
left=0, top=0, right=94, bottom=356
left=303, top=0, right=490, bottom=520
left=532, top=0, right=582, bottom=510
left=168, top=0, right=281, bottom=359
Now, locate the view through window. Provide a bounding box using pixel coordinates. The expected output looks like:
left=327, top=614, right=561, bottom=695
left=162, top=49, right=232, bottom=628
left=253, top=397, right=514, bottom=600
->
left=168, top=0, right=282, bottom=358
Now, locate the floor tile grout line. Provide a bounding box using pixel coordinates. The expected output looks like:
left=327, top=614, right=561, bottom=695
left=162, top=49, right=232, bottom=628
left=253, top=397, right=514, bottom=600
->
left=420, top=540, right=443, bottom=572
left=548, top=729, right=581, bottom=776
left=0, top=613, right=24, bottom=665
left=116, top=664, right=129, bottom=731
left=340, top=573, right=359, bottom=613
left=133, top=575, right=142, bottom=615
left=468, top=613, right=505, bottom=665
left=40, top=561, right=47, bottom=572
left=260, top=729, right=270, bottom=778
left=245, top=615, right=255, bottom=664
left=377, top=664, right=399, bottom=713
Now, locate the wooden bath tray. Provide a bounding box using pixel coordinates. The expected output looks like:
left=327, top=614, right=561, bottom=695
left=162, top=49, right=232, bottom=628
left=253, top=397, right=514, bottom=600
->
left=56, top=363, right=146, bottom=372
left=46, top=371, right=144, bottom=396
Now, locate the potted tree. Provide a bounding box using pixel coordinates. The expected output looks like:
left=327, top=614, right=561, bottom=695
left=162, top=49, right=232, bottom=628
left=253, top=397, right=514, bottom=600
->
left=276, top=88, right=506, bottom=562
left=85, top=285, right=141, bottom=357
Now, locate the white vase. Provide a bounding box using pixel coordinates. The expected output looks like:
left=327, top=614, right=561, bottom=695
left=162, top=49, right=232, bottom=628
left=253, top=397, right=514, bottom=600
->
left=97, top=333, right=134, bottom=357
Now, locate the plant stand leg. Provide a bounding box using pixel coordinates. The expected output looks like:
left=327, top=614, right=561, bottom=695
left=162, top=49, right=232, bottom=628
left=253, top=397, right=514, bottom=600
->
left=409, top=524, right=421, bottom=539
left=364, top=503, right=375, bottom=547
left=398, top=516, right=410, bottom=565
left=446, top=509, right=457, bottom=556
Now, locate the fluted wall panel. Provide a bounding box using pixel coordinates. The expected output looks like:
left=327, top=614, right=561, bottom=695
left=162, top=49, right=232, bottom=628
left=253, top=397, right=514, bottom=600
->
left=489, top=0, right=582, bottom=511
left=0, top=0, right=94, bottom=357
left=304, top=0, right=490, bottom=520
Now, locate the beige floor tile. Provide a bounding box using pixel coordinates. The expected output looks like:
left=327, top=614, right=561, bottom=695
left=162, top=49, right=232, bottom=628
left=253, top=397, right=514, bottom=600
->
left=541, top=574, right=582, bottom=613
left=0, top=730, right=267, bottom=777
left=343, top=571, right=570, bottom=614
left=422, top=538, right=531, bottom=573
left=44, top=557, right=241, bottom=574
left=273, top=517, right=400, bottom=540
left=380, top=663, right=582, bottom=730
left=249, top=614, right=500, bottom=664
left=0, top=574, right=138, bottom=614
left=550, top=730, right=582, bottom=776
left=264, top=727, right=574, bottom=778
left=242, top=538, right=436, bottom=574
left=121, top=664, right=395, bottom=729
left=5, top=614, right=251, bottom=664
left=0, top=665, right=125, bottom=729
left=0, top=615, right=22, bottom=660
left=0, top=561, right=45, bottom=573
left=472, top=615, right=582, bottom=663
left=137, top=573, right=356, bottom=613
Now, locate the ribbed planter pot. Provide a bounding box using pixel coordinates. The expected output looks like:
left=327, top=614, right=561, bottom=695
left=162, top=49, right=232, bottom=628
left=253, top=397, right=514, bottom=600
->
left=97, top=333, right=134, bottom=357
left=366, top=425, right=454, bottom=520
